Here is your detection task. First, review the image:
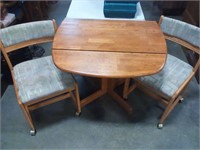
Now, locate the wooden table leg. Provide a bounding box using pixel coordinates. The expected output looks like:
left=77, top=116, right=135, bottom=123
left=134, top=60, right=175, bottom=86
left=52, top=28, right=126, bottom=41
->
left=107, top=79, right=133, bottom=114
left=80, top=78, right=133, bottom=114
left=80, top=90, right=105, bottom=107
left=109, top=90, right=133, bottom=114
left=80, top=78, right=107, bottom=107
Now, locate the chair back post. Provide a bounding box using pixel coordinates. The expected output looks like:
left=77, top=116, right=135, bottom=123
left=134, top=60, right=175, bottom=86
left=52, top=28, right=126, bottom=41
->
left=0, top=19, right=56, bottom=71
left=0, top=41, right=14, bottom=71
left=159, top=15, right=200, bottom=74
left=164, top=34, right=200, bottom=55
left=158, top=15, right=164, bottom=26
left=52, top=19, right=57, bottom=31
left=193, top=59, right=200, bottom=73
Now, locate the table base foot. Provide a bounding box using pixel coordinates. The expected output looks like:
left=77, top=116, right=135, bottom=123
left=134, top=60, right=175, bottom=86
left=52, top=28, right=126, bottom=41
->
left=80, top=90, right=105, bottom=108
left=108, top=91, right=133, bottom=114
left=80, top=78, right=133, bottom=114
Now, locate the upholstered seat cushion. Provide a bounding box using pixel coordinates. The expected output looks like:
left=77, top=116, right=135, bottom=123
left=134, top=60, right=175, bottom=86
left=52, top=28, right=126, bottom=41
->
left=13, top=56, right=75, bottom=104
left=136, top=54, right=193, bottom=98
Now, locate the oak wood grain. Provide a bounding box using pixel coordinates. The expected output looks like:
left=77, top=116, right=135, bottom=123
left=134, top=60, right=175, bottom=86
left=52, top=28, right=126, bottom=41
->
left=52, top=19, right=167, bottom=78
left=53, top=19, right=166, bottom=54
left=52, top=50, right=166, bottom=78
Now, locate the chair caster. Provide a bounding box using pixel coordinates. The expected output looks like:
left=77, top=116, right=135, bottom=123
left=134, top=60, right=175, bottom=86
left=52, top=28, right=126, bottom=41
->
left=179, top=97, right=184, bottom=103
left=75, top=112, right=81, bottom=116
left=123, top=97, right=128, bottom=101
left=157, top=123, right=163, bottom=129
left=30, top=129, right=36, bottom=136
left=123, top=95, right=128, bottom=101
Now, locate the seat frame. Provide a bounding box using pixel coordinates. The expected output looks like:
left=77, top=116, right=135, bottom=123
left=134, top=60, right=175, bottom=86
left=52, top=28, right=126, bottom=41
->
left=0, top=20, right=81, bottom=135
left=123, top=15, right=200, bottom=128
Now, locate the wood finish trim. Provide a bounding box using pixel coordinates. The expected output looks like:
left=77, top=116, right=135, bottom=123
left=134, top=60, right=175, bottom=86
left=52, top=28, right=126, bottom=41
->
left=5, top=37, right=53, bottom=53
left=165, top=34, right=200, bottom=54
left=0, top=41, right=13, bottom=71
left=28, top=93, right=71, bottom=111
left=25, top=87, right=75, bottom=106
left=136, top=83, right=168, bottom=106
left=52, top=50, right=166, bottom=78
left=52, top=19, right=57, bottom=31
left=158, top=15, right=164, bottom=25
left=193, top=59, right=200, bottom=72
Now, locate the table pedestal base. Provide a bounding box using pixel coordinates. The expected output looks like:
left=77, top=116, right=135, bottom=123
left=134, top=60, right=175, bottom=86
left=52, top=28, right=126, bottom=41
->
left=80, top=78, right=133, bottom=114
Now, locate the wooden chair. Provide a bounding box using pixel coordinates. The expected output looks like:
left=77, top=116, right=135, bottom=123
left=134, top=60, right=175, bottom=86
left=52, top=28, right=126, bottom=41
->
left=0, top=20, right=81, bottom=135
left=123, top=16, right=200, bottom=128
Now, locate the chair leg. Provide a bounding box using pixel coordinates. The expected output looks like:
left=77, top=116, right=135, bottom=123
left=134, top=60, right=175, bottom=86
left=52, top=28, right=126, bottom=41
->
left=70, top=91, right=77, bottom=106
left=75, top=83, right=81, bottom=116
left=19, top=104, right=36, bottom=135
left=158, top=96, right=181, bottom=128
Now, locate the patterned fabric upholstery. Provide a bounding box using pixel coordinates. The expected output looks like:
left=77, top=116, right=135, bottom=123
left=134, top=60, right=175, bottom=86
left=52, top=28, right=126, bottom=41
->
left=136, top=54, right=193, bottom=98
left=0, top=20, right=55, bottom=47
left=13, top=56, right=75, bottom=104
left=161, top=17, right=200, bottom=48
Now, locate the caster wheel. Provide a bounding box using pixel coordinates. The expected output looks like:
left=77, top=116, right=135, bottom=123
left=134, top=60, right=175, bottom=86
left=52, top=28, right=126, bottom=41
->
left=30, top=129, right=36, bottom=136
left=123, top=98, right=128, bottom=101
left=157, top=123, right=163, bottom=129
left=179, top=97, right=184, bottom=103
left=75, top=112, right=81, bottom=116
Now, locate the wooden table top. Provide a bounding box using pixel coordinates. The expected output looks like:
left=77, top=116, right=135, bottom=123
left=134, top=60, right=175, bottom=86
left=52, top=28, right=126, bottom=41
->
left=52, top=19, right=167, bottom=78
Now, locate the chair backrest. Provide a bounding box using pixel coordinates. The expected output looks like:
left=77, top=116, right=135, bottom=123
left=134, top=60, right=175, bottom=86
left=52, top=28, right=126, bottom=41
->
left=159, top=16, right=200, bottom=74
left=0, top=20, right=57, bottom=71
